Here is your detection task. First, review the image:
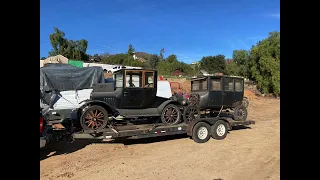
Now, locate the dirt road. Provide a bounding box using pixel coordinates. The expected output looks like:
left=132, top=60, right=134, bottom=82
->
left=40, top=97, right=280, bottom=180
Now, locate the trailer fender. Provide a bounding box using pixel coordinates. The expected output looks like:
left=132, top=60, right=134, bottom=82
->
left=77, top=100, right=119, bottom=117
left=186, top=118, right=230, bottom=136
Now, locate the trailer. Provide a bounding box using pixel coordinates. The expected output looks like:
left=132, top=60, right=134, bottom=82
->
left=72, top=117, right=255, bottom=143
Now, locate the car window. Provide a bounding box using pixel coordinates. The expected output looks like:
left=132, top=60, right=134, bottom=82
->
left=211, top=79, right=221, bottom=91
left=192, top=79, right=207, bottom=91
left=144, top=72, right=154, bottom=88
left=235, top=79, right=243, bottom=92
left=115, top=72, right=123, bottom=88
left=125, top=71, right=142, bottom=88
left=223, top=78, right=234, bottom=91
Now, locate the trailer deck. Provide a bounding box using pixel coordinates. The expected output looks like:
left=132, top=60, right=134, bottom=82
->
left=72, top=117, right=255, bottom=142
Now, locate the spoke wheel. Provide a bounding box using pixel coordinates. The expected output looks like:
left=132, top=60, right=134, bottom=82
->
left=183, top=105, right=200, bottom=124
left=161, top=104, right=181, bottom=125
left=80, top=105, right=109, bottom=130
left=189, top=94, right=200, bottom=106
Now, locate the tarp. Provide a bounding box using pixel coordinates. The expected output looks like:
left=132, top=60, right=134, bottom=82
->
left=43, top=54, right=69, bottom=65
left=40, top=64, right=105, bottom=92
left=40, top=64, right=105, bottom=106
left=68, top=59, right=84, bottom=68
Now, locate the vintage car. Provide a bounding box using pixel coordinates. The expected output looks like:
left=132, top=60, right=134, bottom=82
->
left=189, top=75, right=248, bottom=121
left=78, top=68, right=197, bottom=130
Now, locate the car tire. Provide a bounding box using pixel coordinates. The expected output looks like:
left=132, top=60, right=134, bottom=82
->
left=233, top=105, right=248, bottom=121
left=80, top=105, right=109, bottom=131
left=192, top=122, right=211, bottom=143
left=211, top=120, right=228, bottom=140
left=242, top=98, right=249, bottom=108
left=161, top=104, right=182, bottom=125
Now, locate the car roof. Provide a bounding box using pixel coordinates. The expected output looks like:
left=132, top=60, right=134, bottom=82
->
left=191, top=75, right=244, bottom=81
left=113, top=68, right=157, bottom=74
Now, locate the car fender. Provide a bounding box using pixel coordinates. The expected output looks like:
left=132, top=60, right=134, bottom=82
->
left=157, top=99, right=180, bottom=114
left=78, top=99, right=118, bottom=115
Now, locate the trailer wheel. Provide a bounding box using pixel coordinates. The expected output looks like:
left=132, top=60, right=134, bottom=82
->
left=211, top=120, right=228, bottom=140
left=192, top=122, right=211, bottom=143
left=80, top=105, right=109, bottom=131
left=161, top=104, right=182, bottom=125
left=233, top=105, right=248, bottom=121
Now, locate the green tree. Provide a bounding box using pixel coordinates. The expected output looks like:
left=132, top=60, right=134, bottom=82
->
left=48, top=27, right=89, bottom=61
left=127, top=44, right=135, bottom=56
left=41, top=57, right=46, bottom=60
left=200, top=55, right=226, bottom=74
left=225, top=60, right=240, bottom=76
left=148, top=54, right=160, bottom=69
left=248, top=31, right=280, bottom=95
left=232, top=50, right=249, bottom=77
left=166, top=54, right=178, bottom=63
left=159, top=48, right=165, bottom=60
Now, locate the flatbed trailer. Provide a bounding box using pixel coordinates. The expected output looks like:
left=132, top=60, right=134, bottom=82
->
left=72, top=117, right=255, bottom=143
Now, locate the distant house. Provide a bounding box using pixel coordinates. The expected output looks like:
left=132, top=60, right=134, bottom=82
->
left=132, top=52, right=149, bottom=63
left=89, top=55, right=101, bottom=62
left=172, top=69, right=182, bottom=76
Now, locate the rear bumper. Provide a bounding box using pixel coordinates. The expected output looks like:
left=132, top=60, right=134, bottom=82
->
left=40, top=137, right=47, bottom=148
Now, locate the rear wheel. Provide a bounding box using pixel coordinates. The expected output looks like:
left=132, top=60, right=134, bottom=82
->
left=192, top=122, right=211, bottom=143
left=233, top=105, right=248, bottom=121
left=242, top=99, right=249, bottom=108
left=80, top=105, right=109, bottom=131
left=161, top=104, right=181, bottom=125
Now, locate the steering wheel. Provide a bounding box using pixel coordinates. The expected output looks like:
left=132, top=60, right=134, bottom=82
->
left=146, top=83, right=153, bottom=87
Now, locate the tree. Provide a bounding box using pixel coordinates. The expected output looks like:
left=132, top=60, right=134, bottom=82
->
left=200, top=55, right=226, bottom=74
left=166, top=54, right=178, bottom=63
left=148, top=54, right=160, bottom=69
left=159, top=48, right=165, bottom=60
left=41, top=57, right=46, bottom=60
left=127, top=44, right=135, bottom=56
left=232, top=50, right=249, bottom=77
left=225, top=60, right=240, bottom=76
left=48, top=27, right=89, bottom=61
left=248, top=31, right=280, bottom=95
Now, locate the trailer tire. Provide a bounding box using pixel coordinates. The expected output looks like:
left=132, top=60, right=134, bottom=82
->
left=211, top=120, right=228, bottom=140
left=192, top=122, right=211, bottom=143
left=80, top=105, right=109, bottom=131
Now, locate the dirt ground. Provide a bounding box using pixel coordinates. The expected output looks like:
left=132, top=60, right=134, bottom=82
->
left=40, top=95, right=280, bottom=180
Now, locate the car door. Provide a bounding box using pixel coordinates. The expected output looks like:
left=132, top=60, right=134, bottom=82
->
left=222, top=77, right=235, bottom=106
left=208, top=77, right=223, bottom=107
left=121, top=70, right=144, bottom=109
left=141, top=71, right=157, bottom=108
left=234, top=78, right=244, bottom=102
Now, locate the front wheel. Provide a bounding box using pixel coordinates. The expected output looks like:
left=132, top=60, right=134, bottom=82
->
left=183, top=105, right=200, bottom=124
left=80, top=105, right=109, bottom=131
left=161, top=104, right=182, bottom=125
left=192, top=122, right=211, bottom=143
left=211, top=120, right=228, bottom=140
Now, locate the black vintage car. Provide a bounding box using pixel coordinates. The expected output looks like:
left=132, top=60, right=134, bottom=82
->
left=189, top=75, right=248, bottom=121
left=78, top=68, right=194, bottom=130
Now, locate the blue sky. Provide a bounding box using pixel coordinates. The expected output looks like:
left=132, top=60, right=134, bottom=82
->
left=40, top=0, right=279, bottom=63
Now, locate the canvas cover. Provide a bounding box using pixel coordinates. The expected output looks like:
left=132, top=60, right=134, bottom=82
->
left=43, top=54, right=69, bottom=65
left=40, top=64, right=104, bottom=105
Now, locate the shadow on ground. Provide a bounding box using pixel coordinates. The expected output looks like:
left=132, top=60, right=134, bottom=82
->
left=40, top=125, right=251, bottom=161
